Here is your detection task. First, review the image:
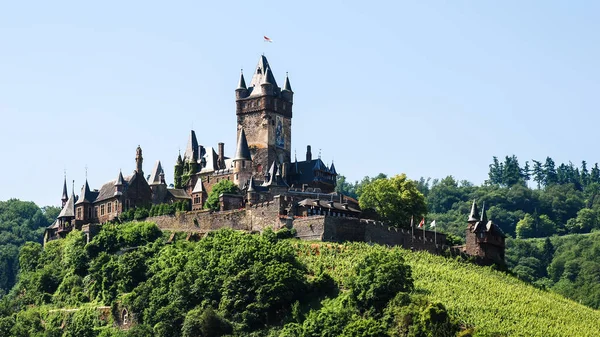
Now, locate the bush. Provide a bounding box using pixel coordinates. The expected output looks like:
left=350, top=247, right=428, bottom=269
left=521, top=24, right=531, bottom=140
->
left=181, top=307, right=232, bottom=337
left=349, top=249, right=413, bottom=312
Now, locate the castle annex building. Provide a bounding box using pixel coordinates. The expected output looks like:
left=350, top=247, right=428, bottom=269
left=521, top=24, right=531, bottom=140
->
left=45, top=55, right=505, bottom=266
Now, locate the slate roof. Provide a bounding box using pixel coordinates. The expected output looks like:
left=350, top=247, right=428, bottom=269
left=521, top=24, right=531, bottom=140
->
left=248, top=55, right=279, bottom=96
left=468, top=201, right=480, bottom=222
left=148, top=160, right=165, bottom=185
left=283, top=73, right=292, bottom=91
left=48, top=219, right=59, bottom=229
left=237, top=71, right=247, bottom=90
left=233, top=129, right=251, bottom=161
left=262, top=162, right=288, bottom=187
left=168, top=189, right=192, bottom=200
left=184, top=130, right=199, bottom=162
left=58, top=192, right=77, bottom=218
left=95, top=174, right=133, bottom=203
left=61, top=177, right=68, bottom=201
left=75, top=180, right=98, bottom=205
left=289, top=158, right=335, bottom=186
left=297, top=198, right=360, bottom=214
left=192, top=179, right=204, bottom=193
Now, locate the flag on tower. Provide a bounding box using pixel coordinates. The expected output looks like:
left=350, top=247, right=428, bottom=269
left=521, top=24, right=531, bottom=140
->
left=430, top=220, right=436, bottom=229
left=264, top=36, right=273, bottom=43
left=418, top=218, right=424, bottom=229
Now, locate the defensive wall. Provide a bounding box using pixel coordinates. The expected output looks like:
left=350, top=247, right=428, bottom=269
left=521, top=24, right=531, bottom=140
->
left=145, top=196, right=449, bottom=254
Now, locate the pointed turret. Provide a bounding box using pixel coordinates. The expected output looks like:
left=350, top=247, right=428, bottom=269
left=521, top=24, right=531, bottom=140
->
left=248, top=176, right=256, bottom=192
left=76, top=180, right=93, bottom=205
left=468, top=201, right=480, bottom=223
left=248, top=55, right=279, bottom=94
left=58, top=186, right=76, bottom=219
left=329, top=161, right=337, bottom=175
left=116, top=170, right=124, bottom=186
left=283, top=72, right=292, bottom=92
left=148, top=161, right=165, bottom=185
left=61, top=175, right=68, bottom=208
left=192, top=178, right=204, bottom=194
left=480, top=202, right=488, bottom=224
left=233, top=129, right=252, bottom=161
left=237, top=70, right=247, bottom=89
left=184, top=131, right=199, bottom=162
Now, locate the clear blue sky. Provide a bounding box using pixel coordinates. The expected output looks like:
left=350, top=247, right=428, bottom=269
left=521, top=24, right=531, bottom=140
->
left=1, top=1, right=599, bottom=208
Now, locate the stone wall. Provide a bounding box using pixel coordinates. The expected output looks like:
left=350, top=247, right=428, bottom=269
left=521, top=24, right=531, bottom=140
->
left=146, top=197, right=285, bottom=233
left=289, top=216, right=447, bottom=254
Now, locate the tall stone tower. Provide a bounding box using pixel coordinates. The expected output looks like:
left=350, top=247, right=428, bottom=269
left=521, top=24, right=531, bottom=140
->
left=235, top=56, right=293, bottom=178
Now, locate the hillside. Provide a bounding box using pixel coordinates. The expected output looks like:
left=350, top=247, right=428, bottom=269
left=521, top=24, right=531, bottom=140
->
left=297, top=241, right=600, bottom=337
left=1, top=222, right=599, bottom=336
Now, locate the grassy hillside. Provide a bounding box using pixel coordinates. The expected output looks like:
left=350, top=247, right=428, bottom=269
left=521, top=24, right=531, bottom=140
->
left=296, top=241, right=600, bottom=337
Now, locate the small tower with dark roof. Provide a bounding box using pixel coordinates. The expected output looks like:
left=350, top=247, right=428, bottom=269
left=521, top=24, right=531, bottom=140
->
left=236, top=70, right=248, bottom=100
left=233, top=129, right=253, bottom=188
left=465, top=201, right=506, bottom=265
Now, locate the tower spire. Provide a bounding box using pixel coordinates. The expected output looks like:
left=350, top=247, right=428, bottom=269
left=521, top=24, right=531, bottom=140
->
left=61, top=173, right=68, bottom=207
left=283, top=72, right=292, bottom=91
left=136, top=145, right=144, bottom=175
left=468, top=200, right=480, bottom=222
left=237, top=69, right=247, bottom=89
left=480, top=202, right=488, bottom=224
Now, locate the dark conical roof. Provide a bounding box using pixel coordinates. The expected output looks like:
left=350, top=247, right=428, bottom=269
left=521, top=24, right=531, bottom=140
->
left=329, top=161, right=337, bottom=175
left=237, top=71, right=247, bottom=90
left=61, top=176, right=68, bottom=201
left=115, top=170, right=124, bottom=186
left=468, top=201, right=480, bottom=222
left=480, top=202, right=488, bottom=224
left=233, top=129, right=252, bottom=161
left=263, top=67, right=273, bottom=85
left=283, top=73, right=292, bottom=91
left=75, top=180, right=93, bottom=205
left=248, top=176, right=256, bottom=192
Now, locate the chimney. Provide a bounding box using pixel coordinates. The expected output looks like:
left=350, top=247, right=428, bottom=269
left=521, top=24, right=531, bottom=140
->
left=218, top=142, right=225, bottom=169
left=306, top=145, right=312, bottom=161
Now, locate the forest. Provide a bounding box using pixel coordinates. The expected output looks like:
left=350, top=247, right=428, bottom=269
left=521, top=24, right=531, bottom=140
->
left=338, top=155, right=600, bottom=240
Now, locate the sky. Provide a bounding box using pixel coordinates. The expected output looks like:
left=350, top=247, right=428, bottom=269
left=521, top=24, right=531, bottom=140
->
left=1, top=1, right=599, bottom=208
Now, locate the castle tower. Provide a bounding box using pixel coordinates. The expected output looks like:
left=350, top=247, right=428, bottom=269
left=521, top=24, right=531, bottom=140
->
left=135, top=145, right=143, bottom=176
left=236, top=55, right=293, bottom=177
left=75, top=179, right=93, bottom=223
left=232, top=129, right=253, bottom=188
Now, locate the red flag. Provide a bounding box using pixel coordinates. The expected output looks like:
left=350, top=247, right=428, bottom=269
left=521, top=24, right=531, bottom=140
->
left=418, top=218, right=424, bottom=229
left=264, top=36, right=273, bottom=43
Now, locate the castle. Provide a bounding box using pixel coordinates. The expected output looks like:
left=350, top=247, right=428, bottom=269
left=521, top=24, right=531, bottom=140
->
left=44, top=55, right=505, bottom=265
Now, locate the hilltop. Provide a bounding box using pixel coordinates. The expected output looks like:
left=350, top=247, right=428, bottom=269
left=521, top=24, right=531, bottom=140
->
left=1, top=223, right=599, bottom=337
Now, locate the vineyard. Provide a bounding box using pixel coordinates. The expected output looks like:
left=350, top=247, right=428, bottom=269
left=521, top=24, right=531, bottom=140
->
left=295, top=241, right=600, bottom=337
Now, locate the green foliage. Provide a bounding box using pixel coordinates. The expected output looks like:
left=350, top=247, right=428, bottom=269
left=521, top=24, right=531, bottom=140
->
left=0, top=199, right=56, bottom=294
left=149, top=201, right=189, bottom=217
left=181, top=307, right=232, bottom=337
left=349, top=249, right=413, bottom=312
left=358, top=174, right=427, bottom=228
left=203, top=180, right=239, bottom=211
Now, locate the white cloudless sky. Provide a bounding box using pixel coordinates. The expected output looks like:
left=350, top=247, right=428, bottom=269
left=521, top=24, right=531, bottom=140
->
left=1, top=0, right=599, bottom=207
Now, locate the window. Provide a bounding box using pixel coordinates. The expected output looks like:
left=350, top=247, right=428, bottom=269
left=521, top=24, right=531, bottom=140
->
left=242, top=161, right=245, bottom=169
left=94, top=207, right=98, bottom=218
left=108, top=202, right=112, bottom=214
left=115, top=201, right=118, bottom=213
left=100, top=204, right=105, bottom=216
left=235, top=174, right=238, bottom=180
left=88, top=207, right=92, bottom=219
left=126, top=199, right=130, bottom=210
left=77, top=207, right=82, bottom=219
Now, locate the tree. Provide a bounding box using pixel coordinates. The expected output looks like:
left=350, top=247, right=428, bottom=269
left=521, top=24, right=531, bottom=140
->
left=336, top=175, right=358, bottom=199
left=502, top=155, right=523, bottom=187
left=358, top=174, right=427, bottom=228
left=532, top=160, right=544, bottom=189
left=544, top=157, right=558, bottom=186
left=204, top=180, right=239, bottom=211
left=349, top=249, right=413, bottom=312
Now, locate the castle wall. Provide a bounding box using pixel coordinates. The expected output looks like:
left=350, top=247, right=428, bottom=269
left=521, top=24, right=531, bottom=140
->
left=146, top=197, right=285, bottom=233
